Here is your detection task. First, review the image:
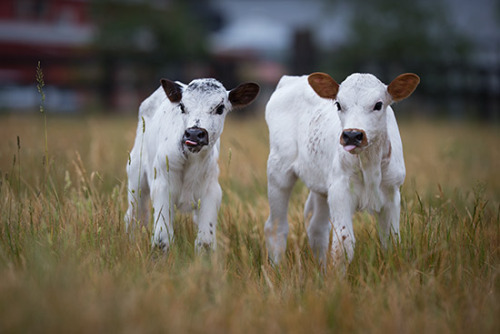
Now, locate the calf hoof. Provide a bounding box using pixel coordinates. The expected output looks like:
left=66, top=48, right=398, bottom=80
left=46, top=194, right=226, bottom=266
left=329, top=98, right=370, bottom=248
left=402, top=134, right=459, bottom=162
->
left=267, top=254, right=280, bottom=268
left=195, top=241, right=214, bottom=254
left=157, top=240, right=169, bottom=253
left=152, top=236, right=171, bottom=254
left=151, top=242, right=169, bottom=255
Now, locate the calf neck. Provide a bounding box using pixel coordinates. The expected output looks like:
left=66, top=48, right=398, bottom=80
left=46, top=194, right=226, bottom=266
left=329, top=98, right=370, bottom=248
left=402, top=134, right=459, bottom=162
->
left=264, top=72, right=419, bottom=267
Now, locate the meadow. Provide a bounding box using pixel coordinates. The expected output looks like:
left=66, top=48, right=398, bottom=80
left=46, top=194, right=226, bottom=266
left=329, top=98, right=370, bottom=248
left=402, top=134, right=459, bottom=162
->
left=0, top=111, right=498, bottom=333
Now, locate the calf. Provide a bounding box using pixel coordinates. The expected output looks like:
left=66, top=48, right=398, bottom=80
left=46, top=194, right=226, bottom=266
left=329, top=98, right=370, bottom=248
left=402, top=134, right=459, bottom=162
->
left=264, top=72, right=419, bottom=266
left=125, top=78, right=259, bottom=252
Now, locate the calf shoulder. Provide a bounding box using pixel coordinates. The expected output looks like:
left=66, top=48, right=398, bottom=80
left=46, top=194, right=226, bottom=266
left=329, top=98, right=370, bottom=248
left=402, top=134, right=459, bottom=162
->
left=266, top=75, right=336, bottom=176
left=382, top=107, right=406, bottom=187
left=139, top=86, right=168, bottom=119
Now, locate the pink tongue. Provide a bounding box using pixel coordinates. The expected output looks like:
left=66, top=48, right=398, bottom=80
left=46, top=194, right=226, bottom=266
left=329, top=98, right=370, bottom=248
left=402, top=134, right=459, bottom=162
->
left=185, top=140, right=198, bottom=146
left=344, top=145, right=356, bottom=152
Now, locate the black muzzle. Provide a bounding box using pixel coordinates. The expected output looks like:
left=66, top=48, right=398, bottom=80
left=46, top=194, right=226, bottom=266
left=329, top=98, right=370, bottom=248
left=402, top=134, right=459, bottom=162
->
left=183, top=127, right=209, bottom=153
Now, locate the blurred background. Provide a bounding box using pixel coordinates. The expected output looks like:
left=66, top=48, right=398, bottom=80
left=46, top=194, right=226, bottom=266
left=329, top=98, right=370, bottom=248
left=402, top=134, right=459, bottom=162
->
left=0, top=0, right=498, bottom=120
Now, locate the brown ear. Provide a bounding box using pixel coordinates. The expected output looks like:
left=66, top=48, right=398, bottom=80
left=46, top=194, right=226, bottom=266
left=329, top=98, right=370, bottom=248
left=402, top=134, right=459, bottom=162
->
left=308, top=72, right=339, bottom=99
left=160, top=79, right=182, bottom=103
left=387, top=73, right=420, bottom=102
left=228, top=82, right=260, bottom=107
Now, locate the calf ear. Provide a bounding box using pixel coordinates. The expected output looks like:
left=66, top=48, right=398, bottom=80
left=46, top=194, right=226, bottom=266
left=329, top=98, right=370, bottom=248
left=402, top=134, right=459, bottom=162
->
left=228, top=82, right=260, bottom=108
left=387, top=73, right=420, bottom=102
left=308, top=72, right=339, bottom=99
left=160, top=79, right=183, bottom=103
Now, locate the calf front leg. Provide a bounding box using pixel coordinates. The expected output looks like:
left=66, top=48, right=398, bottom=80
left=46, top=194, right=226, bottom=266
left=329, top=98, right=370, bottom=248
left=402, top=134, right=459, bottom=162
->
left=264, top=161, right=297, bottom=265
left=376, top=187, right=401, bottom=249
left=151, top=178, right=175, bottom=252
left=125, top=148, right=150, bottom=234
left=328, top=179, right=356, bottom=267
left=305, top=191, right=331, bottom=265
left=194, top=182, right=222, bottom=252
left=125, top=183, right=149, bottom=234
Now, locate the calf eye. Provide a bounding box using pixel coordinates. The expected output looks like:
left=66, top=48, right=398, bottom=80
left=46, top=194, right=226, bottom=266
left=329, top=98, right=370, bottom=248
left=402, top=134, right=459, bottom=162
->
left=374, top=101, right=383, bottom=111
left=215, top=105, right=224, bottom=115
left=335, top=102, right=342, bottom=112
left=179, top=103, right=186, bottom=114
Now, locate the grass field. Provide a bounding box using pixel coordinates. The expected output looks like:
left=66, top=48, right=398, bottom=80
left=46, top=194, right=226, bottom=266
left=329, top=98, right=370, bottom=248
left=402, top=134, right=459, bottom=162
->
left=0, top=112, right=498, bottom=333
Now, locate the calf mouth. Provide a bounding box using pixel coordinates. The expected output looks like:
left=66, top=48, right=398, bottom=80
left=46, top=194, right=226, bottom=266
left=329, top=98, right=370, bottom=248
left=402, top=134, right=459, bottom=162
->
left=340, top=128, right=368, bottom=154
left=182, top=127, right=209, bottom=153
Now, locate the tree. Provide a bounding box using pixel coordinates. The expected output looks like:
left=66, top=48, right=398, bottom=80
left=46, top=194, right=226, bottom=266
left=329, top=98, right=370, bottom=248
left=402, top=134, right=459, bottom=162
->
left=90, top=0, right=214, bottom=108
left=330, top=0, right=470, bottom=79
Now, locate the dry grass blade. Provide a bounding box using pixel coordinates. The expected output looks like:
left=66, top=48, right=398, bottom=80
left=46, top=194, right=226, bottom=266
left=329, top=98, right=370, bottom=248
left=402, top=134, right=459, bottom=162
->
left=0, top=114, right=498, bottom=333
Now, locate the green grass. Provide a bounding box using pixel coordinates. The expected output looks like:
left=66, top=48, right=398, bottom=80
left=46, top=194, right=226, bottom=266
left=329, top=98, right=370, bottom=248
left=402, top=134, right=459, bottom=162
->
left=0, top=113, right=498, bottom=333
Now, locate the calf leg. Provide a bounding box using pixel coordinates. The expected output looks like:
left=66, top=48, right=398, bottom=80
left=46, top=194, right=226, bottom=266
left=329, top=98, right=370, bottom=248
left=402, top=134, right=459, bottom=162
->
left=125, top=181, right=149, bottom=232
left=305, top=191, right=331, bottom=265
left=376, top=188, right=401, bottom=249
left=328, top=178, right=356, bottom=267
left=264, top=158, right=297, bottom=264
left=151, top=178, right=174, bottom=252
left=125, top=149, right=150, bottom=233
left=194, top=182, right=222, bottom=252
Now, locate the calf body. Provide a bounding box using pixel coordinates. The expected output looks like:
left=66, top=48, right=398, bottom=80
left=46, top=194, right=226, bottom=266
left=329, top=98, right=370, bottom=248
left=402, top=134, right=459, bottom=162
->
left=264, top=72, right=419, bottom=266
left=125, top=78, right=259, bottom=252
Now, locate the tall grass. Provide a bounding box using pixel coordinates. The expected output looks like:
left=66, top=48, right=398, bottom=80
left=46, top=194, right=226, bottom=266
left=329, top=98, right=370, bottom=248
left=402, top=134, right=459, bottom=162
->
left=0, top=113, right=498, bottom=333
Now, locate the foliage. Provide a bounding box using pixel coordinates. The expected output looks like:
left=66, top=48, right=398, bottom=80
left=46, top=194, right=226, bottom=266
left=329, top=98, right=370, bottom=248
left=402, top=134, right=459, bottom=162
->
left=330, top=0, right=471, bottom=79
left=91, top=0, right=209, bottom=63
left=89, top=0, right=216, bottom=107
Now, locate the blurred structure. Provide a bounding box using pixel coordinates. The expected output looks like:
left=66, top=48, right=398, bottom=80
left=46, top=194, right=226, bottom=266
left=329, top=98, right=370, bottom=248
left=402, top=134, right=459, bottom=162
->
left=0, top=0, right=95, bottom=112
left=0, top=0, right=498, bottom=119
left=326, top=0, right=499, bottom=120
left=211, top=0, right=499, bottom=120
left=0, top=0, right=218, bottom=112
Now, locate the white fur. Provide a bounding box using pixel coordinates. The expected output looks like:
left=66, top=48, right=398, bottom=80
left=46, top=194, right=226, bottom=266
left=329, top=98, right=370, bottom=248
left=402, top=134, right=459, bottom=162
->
left=264, top=73, right=417, bottom=267
left=125, top=78, right=258, bottom=252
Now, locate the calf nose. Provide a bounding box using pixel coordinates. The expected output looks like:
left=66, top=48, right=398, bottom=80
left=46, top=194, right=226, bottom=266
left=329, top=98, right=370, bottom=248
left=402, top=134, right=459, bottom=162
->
left=184, top=127, right=209, bottom=146
left=342, top=130, right=364, bottom=145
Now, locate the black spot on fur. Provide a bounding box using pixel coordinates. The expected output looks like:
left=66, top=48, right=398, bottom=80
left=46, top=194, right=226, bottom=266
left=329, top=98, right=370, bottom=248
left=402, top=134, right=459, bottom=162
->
left=157, top=240, right=168, bottom=252
left=186, top=79, right=224, bottom=94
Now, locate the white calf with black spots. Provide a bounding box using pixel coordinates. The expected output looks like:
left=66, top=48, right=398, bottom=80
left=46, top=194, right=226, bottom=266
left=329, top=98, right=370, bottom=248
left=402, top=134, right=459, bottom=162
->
left=125, top=78, right=259, bottom=252
left=264, top=72, right=419, bottom=267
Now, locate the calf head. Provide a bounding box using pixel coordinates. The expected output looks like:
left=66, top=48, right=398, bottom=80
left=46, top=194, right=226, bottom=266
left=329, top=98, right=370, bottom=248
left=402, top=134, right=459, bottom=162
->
left=161, top=78, right=260, bottom=153
left=308, top=72, right=419, bottom=154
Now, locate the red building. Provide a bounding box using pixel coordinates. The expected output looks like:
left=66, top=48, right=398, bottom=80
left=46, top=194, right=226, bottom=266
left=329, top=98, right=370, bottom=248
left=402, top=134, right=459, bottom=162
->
left=0, top=0, right=95, bottom=112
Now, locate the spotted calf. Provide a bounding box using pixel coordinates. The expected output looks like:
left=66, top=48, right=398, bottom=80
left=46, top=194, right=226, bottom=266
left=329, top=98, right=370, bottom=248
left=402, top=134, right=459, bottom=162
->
left=125, top=78, right=259, bottom=252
